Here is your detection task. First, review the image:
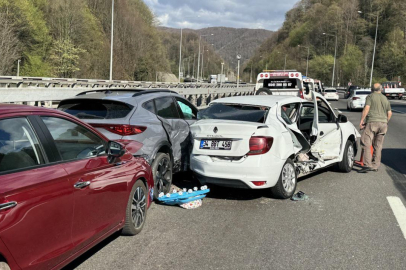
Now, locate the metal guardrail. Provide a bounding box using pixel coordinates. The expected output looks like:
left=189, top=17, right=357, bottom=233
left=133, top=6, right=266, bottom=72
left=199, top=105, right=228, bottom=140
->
left=0, top=76, right=246, bottom=89
left=0, top=76, right=256, bottom=108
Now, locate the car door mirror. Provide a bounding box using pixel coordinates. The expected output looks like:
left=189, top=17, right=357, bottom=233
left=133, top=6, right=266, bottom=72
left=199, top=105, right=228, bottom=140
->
left=337, top=114, right=348, bottom=123
left=107, top=141, right=125, bottom=162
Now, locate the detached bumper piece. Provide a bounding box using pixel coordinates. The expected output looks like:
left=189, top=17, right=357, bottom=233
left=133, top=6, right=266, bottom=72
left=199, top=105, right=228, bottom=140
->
left=158, top=186, right=210, bottom=209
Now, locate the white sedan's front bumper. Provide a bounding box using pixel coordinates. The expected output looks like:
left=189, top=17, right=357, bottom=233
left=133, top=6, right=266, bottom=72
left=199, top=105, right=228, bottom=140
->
left=190, top=153, right=285, bottom=189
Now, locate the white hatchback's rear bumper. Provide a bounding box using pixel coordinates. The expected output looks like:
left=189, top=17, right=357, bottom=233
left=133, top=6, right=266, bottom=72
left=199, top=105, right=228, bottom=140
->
left=190, top=153, right=285, bottom=189
left=350, top=101, right=365, bottom=109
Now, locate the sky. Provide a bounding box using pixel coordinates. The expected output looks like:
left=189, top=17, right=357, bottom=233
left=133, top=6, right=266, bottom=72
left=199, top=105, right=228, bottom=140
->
left=144, top=0, right=299, bottom=31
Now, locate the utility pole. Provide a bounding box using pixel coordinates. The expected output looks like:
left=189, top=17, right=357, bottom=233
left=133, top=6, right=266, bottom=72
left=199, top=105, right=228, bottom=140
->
left=197, top=34, right=213, bottom=82
left=370, top=14, right=379, bottom=87
left=237, top=54, right=241, bottom=88
left=250, top=62, right=253, bottom=83
left=109, top=0, right=114, bottom=81
left=221, top=62, right=224, bottom=86
left=178, top=28, right=182, bottom=83
left=284, top=55, right=287, bottom=71
left=298, top=45, right=310, bottom=76
left=358, top=10, right=379, bottom=87
left=17, top=60, right=21, bottom=77
left=323, top=33, right=337, bottom=86
left=193, top=54, right=196, bottom=79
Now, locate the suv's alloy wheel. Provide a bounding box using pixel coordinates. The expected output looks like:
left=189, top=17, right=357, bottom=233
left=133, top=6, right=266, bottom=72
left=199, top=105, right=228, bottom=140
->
left=152, top=153, right=173, bottom=200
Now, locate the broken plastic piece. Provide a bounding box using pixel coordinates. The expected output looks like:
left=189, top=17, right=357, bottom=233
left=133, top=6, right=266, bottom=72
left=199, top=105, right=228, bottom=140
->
left=291, top=191, right=309, bottom=201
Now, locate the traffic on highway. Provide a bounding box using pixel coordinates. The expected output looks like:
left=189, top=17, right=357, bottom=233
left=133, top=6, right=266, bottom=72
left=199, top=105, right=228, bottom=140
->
left=1, top=0, right=406, bottom=269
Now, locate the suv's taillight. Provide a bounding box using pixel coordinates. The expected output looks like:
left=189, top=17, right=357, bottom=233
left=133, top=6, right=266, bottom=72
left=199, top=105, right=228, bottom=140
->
left=91, top=124, right=146, bottom=136
left=248, top=136, right=274, bottom=156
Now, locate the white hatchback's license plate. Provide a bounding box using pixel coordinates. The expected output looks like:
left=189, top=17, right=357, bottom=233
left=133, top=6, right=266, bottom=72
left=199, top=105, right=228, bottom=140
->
left=200, top=140, right=232, bottom=150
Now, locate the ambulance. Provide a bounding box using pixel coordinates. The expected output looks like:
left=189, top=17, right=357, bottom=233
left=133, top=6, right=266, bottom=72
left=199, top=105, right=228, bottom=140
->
left=255, top=70, right=304, bottom=98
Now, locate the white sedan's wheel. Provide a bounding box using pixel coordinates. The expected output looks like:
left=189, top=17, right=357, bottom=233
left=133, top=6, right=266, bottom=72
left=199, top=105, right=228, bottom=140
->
left=336, top=141, right=354, bottom=173
left=271, top=158, right=297, bottom=199
left=282, top=163, right=296, bottom=193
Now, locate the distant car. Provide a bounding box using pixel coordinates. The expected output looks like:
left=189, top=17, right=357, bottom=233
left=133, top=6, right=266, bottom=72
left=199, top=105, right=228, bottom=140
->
left=345, top=85, right=361, bottom=99
left=190, top=93, right=360, bottom=199
left=183, top=77, right=197, bottom=83
left=58, top=89, right=199, bottom=199
left=0, top=104, right=153, bottom=270
left=323, top=88, right=339, bottom=101
left=347, top=89, right=371, bottom=111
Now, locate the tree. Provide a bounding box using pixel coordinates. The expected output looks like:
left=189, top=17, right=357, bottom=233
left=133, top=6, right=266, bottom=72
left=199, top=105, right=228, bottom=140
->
left=49, top=38, right=85, bottom=78
left=0, top=12, right=20, bottom=75
left=339, top=45, right=364, bottom=84
left=309, top=55, right=334, bottom=84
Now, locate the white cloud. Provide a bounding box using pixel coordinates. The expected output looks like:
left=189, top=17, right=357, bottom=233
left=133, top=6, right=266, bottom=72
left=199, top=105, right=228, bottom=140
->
left=145, top=0, right=299, bottom=30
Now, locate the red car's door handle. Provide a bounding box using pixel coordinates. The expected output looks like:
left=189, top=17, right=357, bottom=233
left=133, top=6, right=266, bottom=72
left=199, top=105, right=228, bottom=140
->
left=74, top=181, right=91, bottom=189
left=0, top=201, right=17, bottom=211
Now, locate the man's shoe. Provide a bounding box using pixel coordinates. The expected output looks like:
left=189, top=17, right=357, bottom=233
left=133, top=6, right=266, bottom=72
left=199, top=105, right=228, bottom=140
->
left=358, top=167, right=373, bottom=173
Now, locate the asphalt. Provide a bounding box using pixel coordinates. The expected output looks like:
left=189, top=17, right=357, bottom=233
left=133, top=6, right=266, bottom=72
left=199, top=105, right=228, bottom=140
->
left=65, top=94, right=406, bottom=270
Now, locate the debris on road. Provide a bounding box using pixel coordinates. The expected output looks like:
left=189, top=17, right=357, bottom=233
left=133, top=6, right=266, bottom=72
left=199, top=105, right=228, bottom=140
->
left=158, top=186, right=210, bottom=209
left=291, top=191, right=309, bottom=201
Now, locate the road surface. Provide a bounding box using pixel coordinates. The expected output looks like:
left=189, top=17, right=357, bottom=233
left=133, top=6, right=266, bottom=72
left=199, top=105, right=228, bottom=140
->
left=65, top=95, right=406, bottom=270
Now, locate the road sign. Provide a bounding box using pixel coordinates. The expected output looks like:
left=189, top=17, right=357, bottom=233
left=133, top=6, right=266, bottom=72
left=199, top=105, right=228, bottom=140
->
left=236, top=55, right=241, bottom=60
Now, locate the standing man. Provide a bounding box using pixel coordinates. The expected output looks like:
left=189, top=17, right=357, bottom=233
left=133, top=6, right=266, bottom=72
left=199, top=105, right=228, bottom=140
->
left=359, top=83, right=392, bottom=173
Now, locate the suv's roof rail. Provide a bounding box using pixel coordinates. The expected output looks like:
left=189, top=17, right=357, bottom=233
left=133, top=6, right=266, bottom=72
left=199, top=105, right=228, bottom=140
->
left=131, top=89, right=179, bottom=97
left=75, top=88, right=179, bottom=97
left=76, top=89, right=144, bottom=96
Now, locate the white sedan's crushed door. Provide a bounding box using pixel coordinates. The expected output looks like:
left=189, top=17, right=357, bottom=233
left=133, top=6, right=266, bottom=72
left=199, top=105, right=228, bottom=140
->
left=311, top=93, right=342, bottom=161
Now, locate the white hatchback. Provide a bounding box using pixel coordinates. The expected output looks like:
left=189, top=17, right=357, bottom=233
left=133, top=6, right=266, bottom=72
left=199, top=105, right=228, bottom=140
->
left=347, top=89, right=371, bottom=111
left=190, top=93, right=360, bottom=199
left=323, top=88, right=339, bottom=101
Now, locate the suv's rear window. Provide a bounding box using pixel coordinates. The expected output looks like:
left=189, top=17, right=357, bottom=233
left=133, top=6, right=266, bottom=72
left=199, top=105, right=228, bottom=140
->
left=58, top=99, right=134, bottom=119
left=198, top=103, right=269, bottom=123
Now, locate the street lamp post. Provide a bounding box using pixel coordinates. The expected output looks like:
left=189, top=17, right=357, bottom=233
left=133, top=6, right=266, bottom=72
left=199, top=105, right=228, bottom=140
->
left=17, top=60, right=21, bottom=77
left=323, top=32, right=337, bottom=87
left=359, top=11, right=379, bottom=87
left=178, top=28, right=183, bottom=83
left=109, top=0, right=114, bottom=81
left=221, top=62, right=224, bottom=86
left=197, top=34, right=213, bottom=82
left=284, top=54, right=287, bottom=71
left=298, top=45, right=310, bottom=77
left=237, top=54, right=241, bottom=88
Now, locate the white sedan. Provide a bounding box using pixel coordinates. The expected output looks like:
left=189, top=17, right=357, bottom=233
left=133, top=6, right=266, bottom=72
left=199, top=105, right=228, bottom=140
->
left=323, top=88, right=339, bottom=101
left=347, top=89, right=371, bottom=111
left=190, top=93, right=360, bottom=199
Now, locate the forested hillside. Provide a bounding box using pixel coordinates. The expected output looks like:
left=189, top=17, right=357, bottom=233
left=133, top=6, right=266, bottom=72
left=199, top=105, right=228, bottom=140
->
left=0, top=0, right=169, bottom=80
left=0, top=0, right=227, bottom=81
left=246, top=0, right=406, bottom=86
left=159, top=28, right=224, bottom=80
left=161, top=27, right=274, bottom=71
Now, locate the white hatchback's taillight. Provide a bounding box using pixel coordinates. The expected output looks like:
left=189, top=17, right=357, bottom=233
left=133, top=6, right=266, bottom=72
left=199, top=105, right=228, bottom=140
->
left=248, top=136, right=274, bottom=156
left=90, top=124, right=146, bottom=136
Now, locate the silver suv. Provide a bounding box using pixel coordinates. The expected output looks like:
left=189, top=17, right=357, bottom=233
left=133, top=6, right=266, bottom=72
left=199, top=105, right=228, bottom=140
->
left=58, top=89, right=199, bottom=199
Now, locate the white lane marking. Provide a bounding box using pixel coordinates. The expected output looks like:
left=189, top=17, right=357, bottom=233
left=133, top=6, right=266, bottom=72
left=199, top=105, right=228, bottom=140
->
left=387, top=196, right=406, bottom=240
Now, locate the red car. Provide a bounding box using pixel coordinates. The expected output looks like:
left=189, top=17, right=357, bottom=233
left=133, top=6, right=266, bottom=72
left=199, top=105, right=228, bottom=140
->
left=0, top=104, right=154, bottom=270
